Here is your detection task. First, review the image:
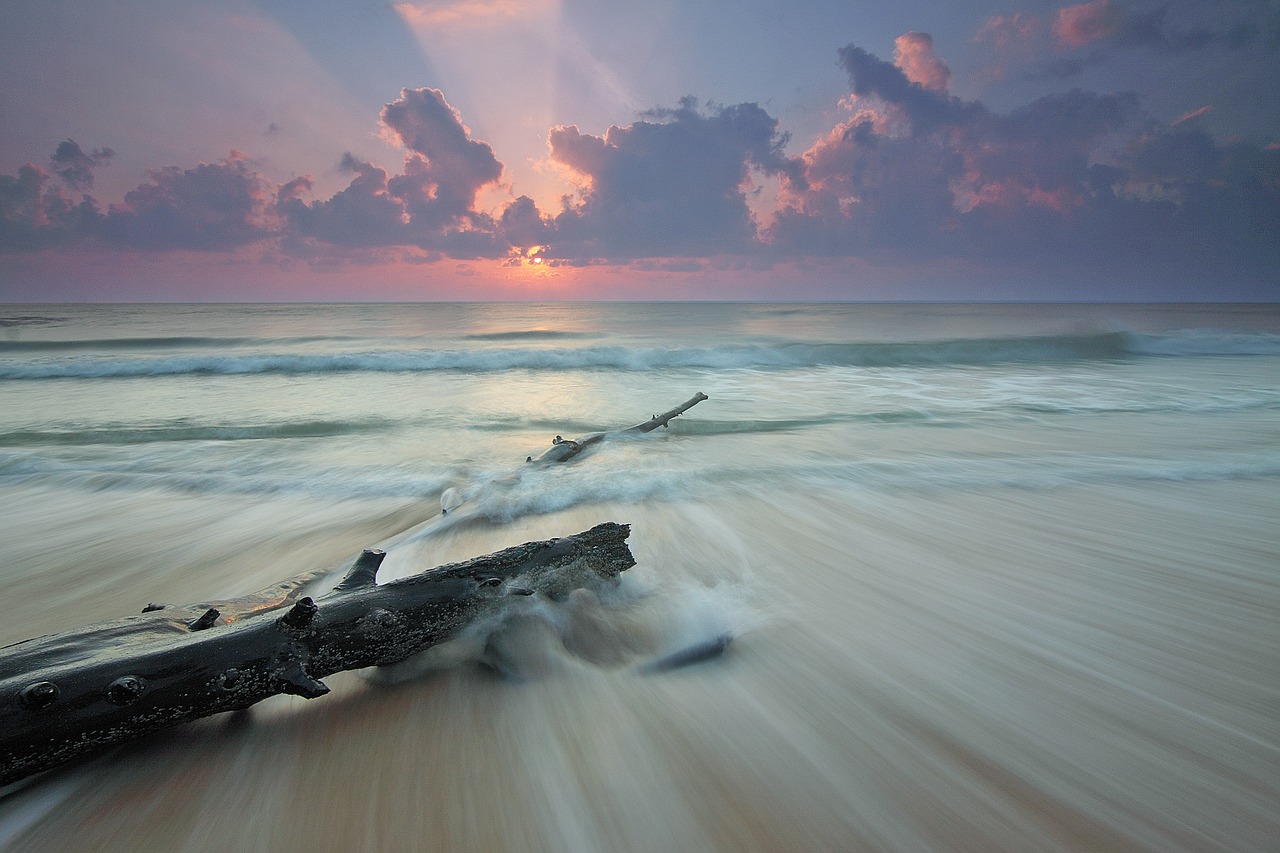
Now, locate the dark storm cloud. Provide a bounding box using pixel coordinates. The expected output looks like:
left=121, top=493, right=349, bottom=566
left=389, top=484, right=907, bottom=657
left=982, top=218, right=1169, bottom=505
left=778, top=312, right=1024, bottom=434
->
left=499, top=195, right=549, bottom=249
left=1052, top=0, right=1276, bottom=53
left=542, top=97, right=801, bottom=260
left=280, top=88, right=507, bottom=257
left=770, top=37, right=1280, bottom=284
left=380, top=87, right=503, bottom=217
left=0, top=165, right=56, bottom=251
left=982, top=89, right=1142, bottom=187
left=100, top=153, right=278, bottom=251
left=279, top=155, right=413, bottom=248
left=0, top=162, right=101, bottom=252
left=0, top=142, right=113, bottom=252
left=1023, top=0, right=1280, bottom=80
left=782, top=49, right=1140, bottom=258
left=1128, top=125, right=1222, bottom=180
left=837, top=45, right=981, bottom=136
left=51, top=140, right=114, bottom=192
left=0, top=89, right=514, bottom=260
left=2, top=146, right=278, bottom=253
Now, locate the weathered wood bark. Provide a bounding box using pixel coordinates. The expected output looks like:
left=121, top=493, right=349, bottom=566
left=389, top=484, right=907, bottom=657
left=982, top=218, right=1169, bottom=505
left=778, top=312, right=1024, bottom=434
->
left=0, top=522, right=634, bottom=785
left=529, top=391, right=709, bottom=464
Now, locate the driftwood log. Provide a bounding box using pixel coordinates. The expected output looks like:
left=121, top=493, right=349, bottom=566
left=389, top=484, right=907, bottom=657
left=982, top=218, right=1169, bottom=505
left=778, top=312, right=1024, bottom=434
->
left=529, top=391, right=708, bottom=464
left=0, top=522, right=634, bottom=785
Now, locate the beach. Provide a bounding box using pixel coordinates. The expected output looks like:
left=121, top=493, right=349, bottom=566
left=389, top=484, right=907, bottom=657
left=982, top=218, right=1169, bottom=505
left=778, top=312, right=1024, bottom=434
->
left=1, top=302, right=1277, bottom=851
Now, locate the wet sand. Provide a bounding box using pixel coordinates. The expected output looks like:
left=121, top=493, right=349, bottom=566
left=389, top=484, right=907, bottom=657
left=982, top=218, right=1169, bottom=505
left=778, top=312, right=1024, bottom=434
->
left=2, top=478, right=1276, bottom=852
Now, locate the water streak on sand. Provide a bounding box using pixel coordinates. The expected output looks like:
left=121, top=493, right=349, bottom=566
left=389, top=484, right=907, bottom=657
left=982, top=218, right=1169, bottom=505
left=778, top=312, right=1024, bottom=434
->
left=0, top=302, right=1276, bottom=852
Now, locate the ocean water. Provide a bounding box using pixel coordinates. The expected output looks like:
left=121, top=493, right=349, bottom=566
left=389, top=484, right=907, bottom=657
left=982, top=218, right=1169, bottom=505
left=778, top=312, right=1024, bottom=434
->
left=0, top=302, right=1277, bottom=852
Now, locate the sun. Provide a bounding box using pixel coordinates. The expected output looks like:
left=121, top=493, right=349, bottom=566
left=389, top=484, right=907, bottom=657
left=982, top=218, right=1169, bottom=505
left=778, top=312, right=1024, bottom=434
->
left=521, top=245, right=550, bottom=271
left=503, top=244, right=562, bottom=288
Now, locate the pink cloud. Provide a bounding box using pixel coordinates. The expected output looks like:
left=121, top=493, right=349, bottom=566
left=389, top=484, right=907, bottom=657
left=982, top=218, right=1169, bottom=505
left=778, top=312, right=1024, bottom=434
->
left=976, top=13, right=1039, bottom=50
left=281, top=88, right=508, bottom=258
left=893, top=32, right=951, bottom=92
left=1053, top=0, right=1122, bottom=48
left=1173, top=105, right=1213, bottom=125
left=973, top=12, right=1043, bottom=81
left=380, top=87, right=503, bottom=216
left=393, top=0, right=553, bottom=29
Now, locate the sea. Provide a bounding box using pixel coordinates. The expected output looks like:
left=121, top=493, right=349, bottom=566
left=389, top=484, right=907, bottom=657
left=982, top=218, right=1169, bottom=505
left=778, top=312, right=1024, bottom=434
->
left=0, top=302, right=1277, bottom=852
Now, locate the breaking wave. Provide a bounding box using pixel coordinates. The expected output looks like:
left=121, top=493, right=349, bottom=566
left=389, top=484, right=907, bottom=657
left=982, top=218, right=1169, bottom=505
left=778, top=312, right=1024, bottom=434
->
left=0, top=314, right=65, bottom=328
left=463, top=330, right=591, bottom=341
left=4, top=441, right=1276, bottom=508
left=3, top=329, right=1277, bottom=380
left=0, top=334, right=366, bottom=353
left=0, top=418, right=392, bottom=447
left=0, top=336, right=257, bottom=352
left=0, top=450, right=459, bottom=500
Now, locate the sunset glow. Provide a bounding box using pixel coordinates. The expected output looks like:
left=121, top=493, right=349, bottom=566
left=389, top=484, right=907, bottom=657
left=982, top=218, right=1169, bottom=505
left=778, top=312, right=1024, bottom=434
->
left=1, top=1, right=1276, bottom=300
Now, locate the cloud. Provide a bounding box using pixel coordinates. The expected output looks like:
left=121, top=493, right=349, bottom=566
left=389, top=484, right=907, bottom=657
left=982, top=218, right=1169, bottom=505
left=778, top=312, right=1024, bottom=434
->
left=1, top=89, right=511, bottom=262
left=974, top=13, right=1045, bottom=82
left=380, top=87, right=503, bottom=221
left=51, top=140, right=114, bottom=192
left=1129, top=125, right=1222, bottom=180
left=1, top=37, right=1276, bottom=292
left=837, top=44, right=978, bottom=136
left=0, top=164, right=95, bottom=252
left=2, top=147, right=278, bottom=254
left=281, top=88, right=507, bottom=258
left=499, top=195, right=549, bottom=248
left=893, top=32, right=951, bottom=92
left=393, top=0, right=553, bottom=29
left=279, top=156, right=412, bottom=248
left=102, top=152, right=278, bottom=251
left=978, top=2, right=1279, bottom=84
left=1053, top=0, right=1124, bottom=48
left=769, top=118, right=966, bottom=259
left=977, top=12, right=1039, bottom=51
left=542, top=97, right=801, bottom=260
left=1051, top=0, right=1270, bottom=53
left=996, top=0, right=1280, bottom=79
left=0, top=143, right=116, bottom=252
left=770, top=36, right=1280, bottom=283
left=0, top=166, right=46, bottom=235
left=989, top=89, right=1141, bottom=186
left=1173, top=105, right=1213, bottom=125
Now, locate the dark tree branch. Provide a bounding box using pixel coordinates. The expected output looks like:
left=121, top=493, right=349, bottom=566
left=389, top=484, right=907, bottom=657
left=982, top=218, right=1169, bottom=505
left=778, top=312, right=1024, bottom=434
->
left=1, top=522, right=634, bottom=785
left=529, top=391, right=708, bottom=464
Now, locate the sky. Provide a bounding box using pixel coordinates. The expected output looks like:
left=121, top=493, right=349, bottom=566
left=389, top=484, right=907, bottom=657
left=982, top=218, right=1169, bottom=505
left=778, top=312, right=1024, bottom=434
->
left=1, top=0, right=1278, bottom=301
